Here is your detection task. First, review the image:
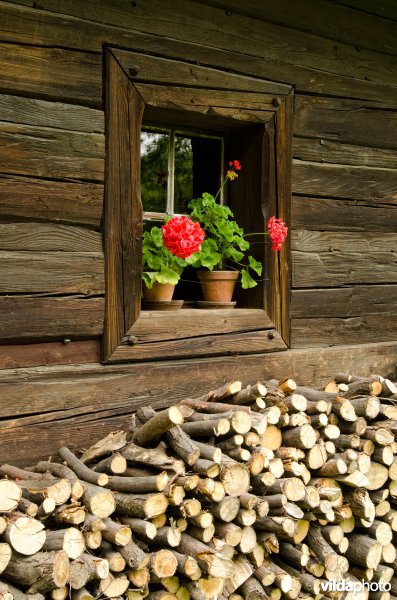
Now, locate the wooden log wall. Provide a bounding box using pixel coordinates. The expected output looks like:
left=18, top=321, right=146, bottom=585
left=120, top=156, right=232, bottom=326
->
left=0, top=0, right=395, bottom=354
left=0, top=0, right=396, bottom=460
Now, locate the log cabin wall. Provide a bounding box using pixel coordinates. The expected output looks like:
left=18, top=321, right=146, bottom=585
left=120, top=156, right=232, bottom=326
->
left=0, top=0, right=396, bottom=462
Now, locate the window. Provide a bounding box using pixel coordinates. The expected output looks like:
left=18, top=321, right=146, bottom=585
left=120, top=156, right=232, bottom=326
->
left=103, top=47, right=293, bottom=363
left=141, top=128, right=223, bottom=219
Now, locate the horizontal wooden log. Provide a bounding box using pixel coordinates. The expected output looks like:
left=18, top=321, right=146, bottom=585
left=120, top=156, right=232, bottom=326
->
left=294, top=136, right=397, bottom=169
left=294, top=96, right=397, bottom=150
left=0, top=341, right=100, bottom=370
left=292, top=196, right=397, bottom=233
left=0, top=224, right=102, bottom=253
left=292, top=230, right=397, bottom=254
left=0, top=174, right=103, bottom=227
left=0, top=93, right=103, bottom=133
left=293, top=160, right=397, bottom=201
left=291, top=315, right=397, bottom=348
left=0, top=296, right=104, bottom=342
left=293, top=252, right=397, bottom=288
left=198, top=0, right=397, bottom=58
left=0, top=251, right=104, bottom=294
left=0, top=42, right=102, bottom=105
left=0, top=122, right=104, bottom=182
left=291, top=285, right=397, bottom=319
left=5, top=0, right=397, bottom=103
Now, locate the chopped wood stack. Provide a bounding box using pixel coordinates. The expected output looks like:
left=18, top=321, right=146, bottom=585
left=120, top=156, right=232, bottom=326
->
left=0, top=372, right=397, bottom=600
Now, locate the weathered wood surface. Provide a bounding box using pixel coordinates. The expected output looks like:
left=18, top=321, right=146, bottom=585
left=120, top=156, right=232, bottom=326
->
left=193, top=0, right=397, bottom=57
left=0, top=93, right=103, bottom=132
left=0, top=0, right=395, bottom=360
left=0, top=341, right=396, bottom=464
left=110, top=330, right=286, bottom=363
left=293, top=137, right=397, bottom=169
left=292, top=232, right=397, bottom=287
left=292, top=230, right=397, bottom=287
left=292, top=285, right=397, bottom=319
left=291, top=315, right=397, bottom=347
left=0, top=43, right=102, bottom=105
left=294, top=96, right=397, bottom=149
left=293, top=230, right=397, bottom=253
left=0, top=122, right=104, bottom=181
left=131, top=310, right=273, bottom=342
left=292, top=196, right=397, bottom=232
left=103, top=51, right=144, bottom=360
left=0, top=174, right=103, bottom=227
left=275, top=93, right=293, bottom=345
left=135, top=83, right=277, bottom=112
left=0, top=224, right=102, bottom=252
left=293, top=249, right=397, bottom=286
left=292, top=161, right=397, bottom=201
left=112, top=48, right=289, bottom=94
left=0, top=252, right=104, bottom=294
left=0, top=341, right=101, bottom=369
left=332, top=0, right=397, bottom=21
left=291, top=284, right=397, bottom=347
left=0, top=296, right=104, bottom=341
left=1, top=2, right=396, bottom=105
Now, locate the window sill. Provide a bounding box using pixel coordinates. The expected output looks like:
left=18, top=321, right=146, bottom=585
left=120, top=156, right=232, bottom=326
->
left=103, top=308, right=286, bottom=363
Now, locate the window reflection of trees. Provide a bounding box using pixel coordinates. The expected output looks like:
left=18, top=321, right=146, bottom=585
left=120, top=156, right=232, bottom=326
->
left=140, top=129, right=221, bottom=217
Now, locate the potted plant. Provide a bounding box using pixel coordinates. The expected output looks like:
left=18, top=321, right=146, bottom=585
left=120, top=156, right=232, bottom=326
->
left=189, top=160, right=288, bottom=305
left=142, top=215, right=205, bottom=308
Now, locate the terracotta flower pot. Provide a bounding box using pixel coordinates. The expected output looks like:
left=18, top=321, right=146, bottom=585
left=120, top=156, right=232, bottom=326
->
left=142, top=282, right=175, bottom=302
left=197, top=270, right=239, bottom=303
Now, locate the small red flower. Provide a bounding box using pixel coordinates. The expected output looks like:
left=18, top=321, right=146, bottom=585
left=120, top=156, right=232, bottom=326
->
left=162, top=216, right=205, bottom=259
left=226, top=160, right=241, bottom=181
left=267, top=216, right=288, bottom=251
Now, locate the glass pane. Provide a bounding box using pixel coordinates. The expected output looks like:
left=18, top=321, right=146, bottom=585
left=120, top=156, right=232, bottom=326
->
left=174, top=136, right=193, bottom=214
left=174, top=135, right=222, bottom=214
left=141, top=130, right=168, bottom=213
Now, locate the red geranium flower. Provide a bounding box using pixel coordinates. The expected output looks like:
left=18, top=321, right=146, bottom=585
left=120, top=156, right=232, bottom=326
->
left=226, top=159, right=241, bottom=181
left=162, top=216, right=205, bottom=259
left=267, top=216, right=288, bottom=251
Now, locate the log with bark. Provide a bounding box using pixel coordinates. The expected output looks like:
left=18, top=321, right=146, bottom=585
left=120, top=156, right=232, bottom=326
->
left=0, top=371, right=396, bottom=599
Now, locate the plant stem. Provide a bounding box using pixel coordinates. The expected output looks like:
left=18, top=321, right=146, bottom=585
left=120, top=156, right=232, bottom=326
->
left=214, top=176, right=228, bottom=202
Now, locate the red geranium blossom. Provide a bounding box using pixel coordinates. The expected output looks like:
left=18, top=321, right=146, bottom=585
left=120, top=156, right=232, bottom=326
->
left=228, top=159, right=241, bottom=170
left=162, top=216, right=205, bottom=259
left=267, top=216, right=288, bottom=251
left=227, top=159, right=242, bottom=181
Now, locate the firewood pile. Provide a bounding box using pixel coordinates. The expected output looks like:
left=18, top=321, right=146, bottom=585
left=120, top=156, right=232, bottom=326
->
left=0, top=373, right=397, bottom=600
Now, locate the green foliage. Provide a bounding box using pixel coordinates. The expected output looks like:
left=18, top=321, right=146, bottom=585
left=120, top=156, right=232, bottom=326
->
left=188, top=193, right=262, bottom=289
left=140, top=131, right=193, bottom=213
left=142, top=225, right=185, bottom=288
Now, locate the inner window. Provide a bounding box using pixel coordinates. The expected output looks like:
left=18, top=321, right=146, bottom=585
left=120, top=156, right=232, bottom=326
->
left=141, top=127, right=223, bottom=218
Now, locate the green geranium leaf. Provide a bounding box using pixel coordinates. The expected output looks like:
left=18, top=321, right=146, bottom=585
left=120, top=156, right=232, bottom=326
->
left=156, top=267, right=180, bottom=285
left=142, top=271, right=156, bottom=288
left=238, top=238, right=250, bottom=252
left=217, top=222, right=234, bottom=242
left=201, top=252, right=222, bottom=270
left=241, top=268, right=257, bottom=289
left=248, top=256, right=263, bottom=276
left=225, top=246, right=244, bottom=263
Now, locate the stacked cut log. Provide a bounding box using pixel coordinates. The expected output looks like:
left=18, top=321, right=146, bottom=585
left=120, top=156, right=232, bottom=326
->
left=0, top=373, right=397, bottom=599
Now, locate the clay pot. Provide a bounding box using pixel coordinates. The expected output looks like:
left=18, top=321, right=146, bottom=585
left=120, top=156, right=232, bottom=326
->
left=197, top=270, right=239, bottom=303
left=142, top=282, right=175, bottom=302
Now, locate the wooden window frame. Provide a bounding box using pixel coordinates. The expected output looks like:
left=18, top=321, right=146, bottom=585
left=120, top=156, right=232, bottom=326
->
left=102, top=48, right=293, bottom=363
